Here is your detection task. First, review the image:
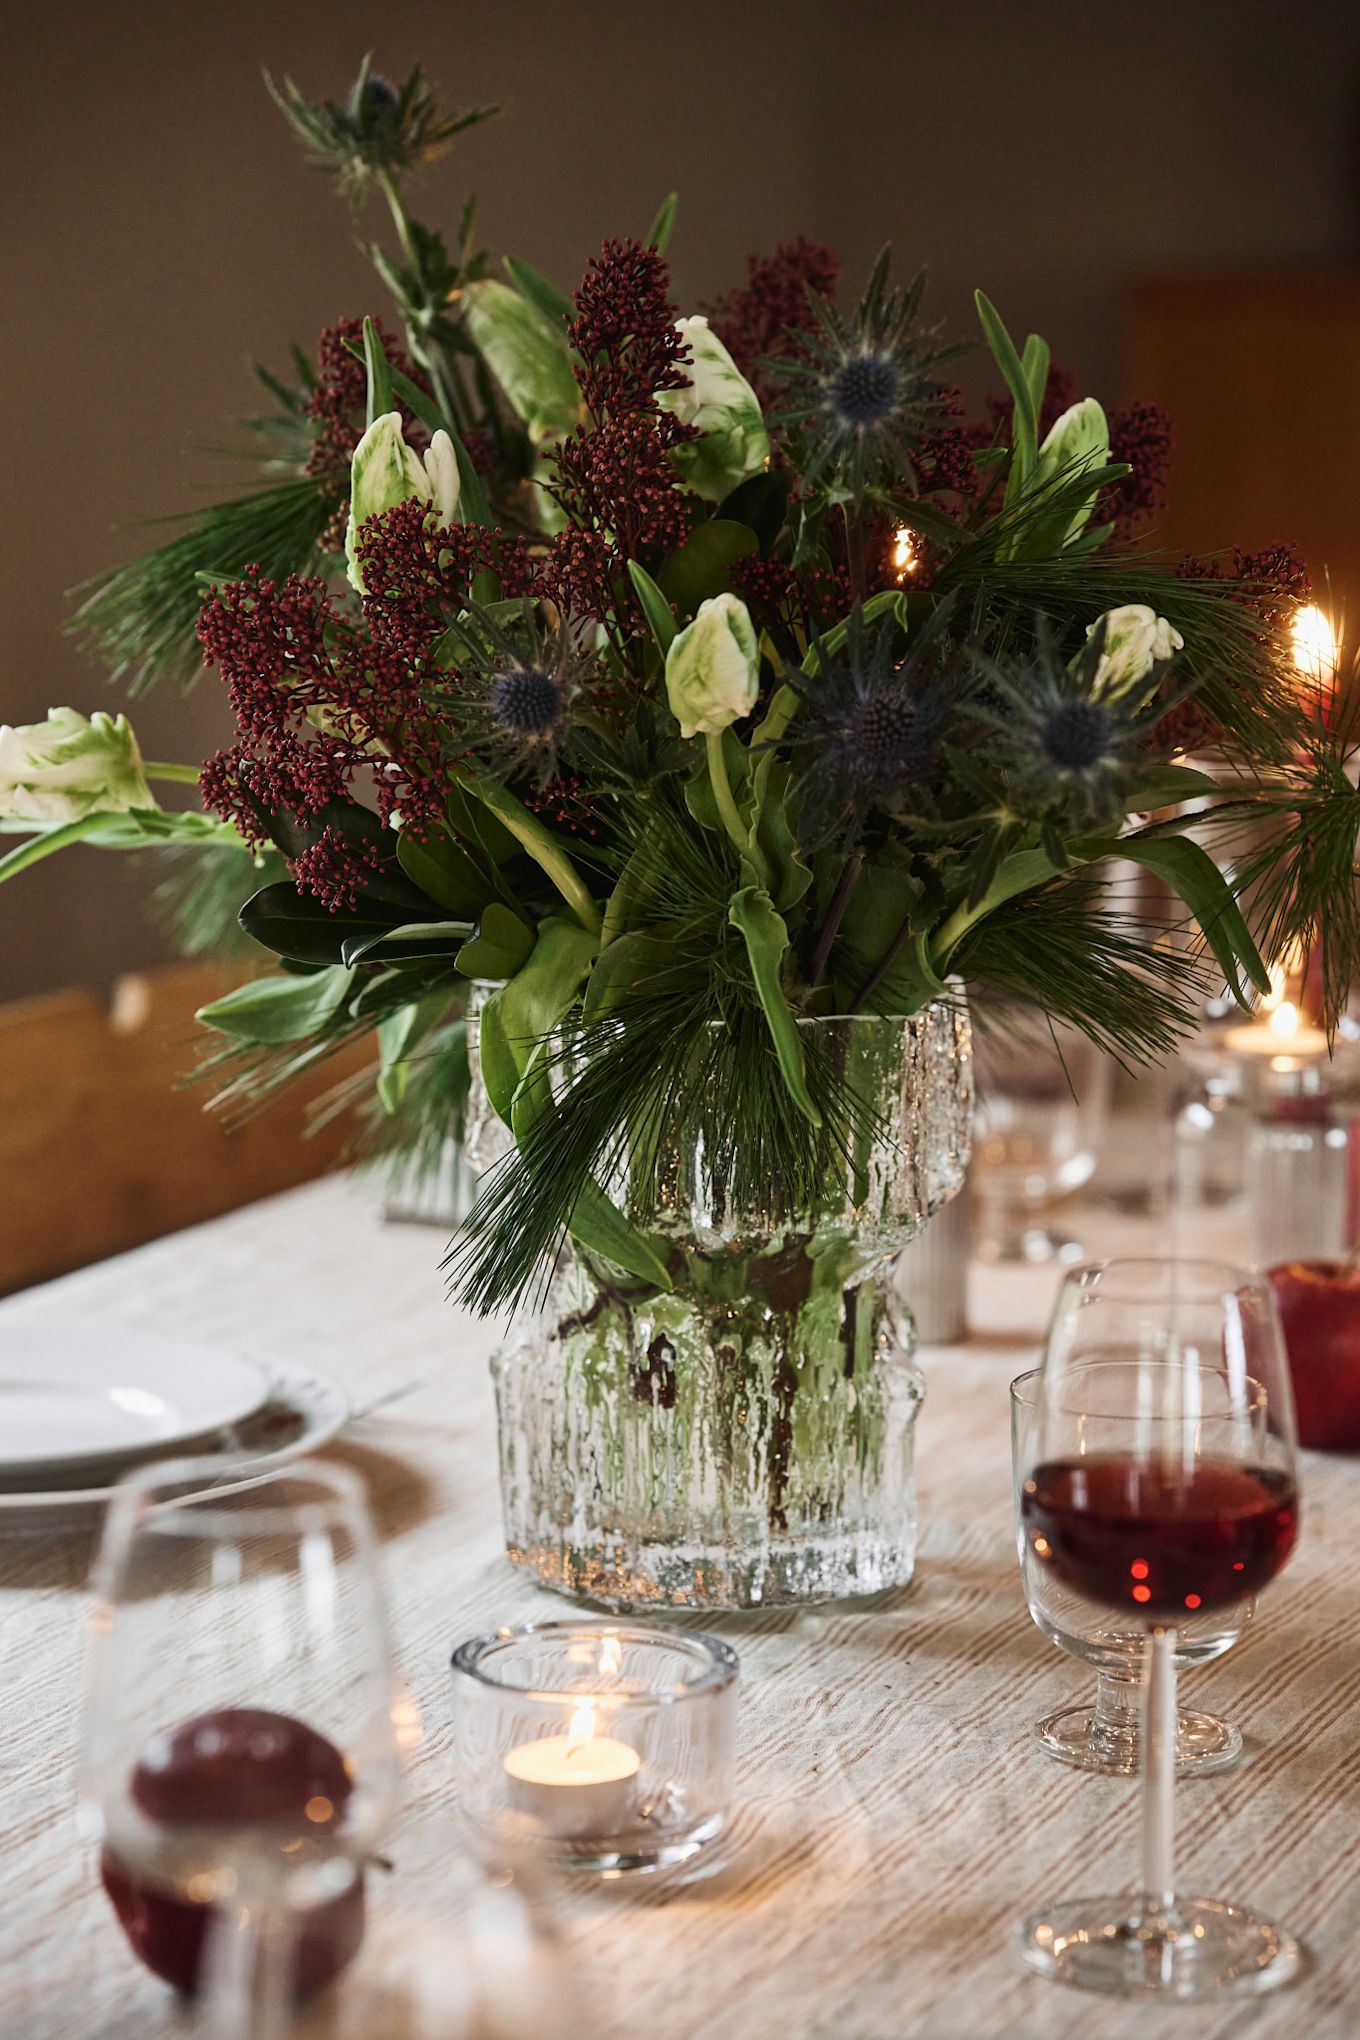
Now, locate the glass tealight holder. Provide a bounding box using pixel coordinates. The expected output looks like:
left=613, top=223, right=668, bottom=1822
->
left=450, top=1620, right=738, bottom=1878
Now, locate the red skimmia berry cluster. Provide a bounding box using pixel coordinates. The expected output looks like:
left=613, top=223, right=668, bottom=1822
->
left=546, top=239, right=698, bottom=617
left=355, top=500, right=538, bottom=650
left=304, top=316, right=428, bottom=481
left=1103, top=401, right=1173, bottom=539
left=197, top=567, right=448, bottom=910
left=707, top=239, right=841, bottom=407
left=1157, top=542, right=1312, bottom=754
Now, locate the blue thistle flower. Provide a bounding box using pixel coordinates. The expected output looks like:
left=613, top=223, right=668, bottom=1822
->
left=767, top=249, right=964, bottom=502
left=783, top=602, right=960, bottom=846
left=434, top=601, right=582, bottom=786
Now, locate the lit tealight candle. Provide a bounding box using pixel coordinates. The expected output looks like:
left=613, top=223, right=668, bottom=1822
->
left=1291, top=604, right=1340, bottom=689
left=503, top=1702, right=640, bottom=1839
left=1223, top=1000, right=1328, bottom=1063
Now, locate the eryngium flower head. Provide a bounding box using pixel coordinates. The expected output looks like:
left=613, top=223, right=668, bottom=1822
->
left=967, top=617, right=1165, bottom=836
left=267, top=58, right=500, bottom=205
left=783, top=602, right=959, bottom=846
left=766, top=248, right=964, bottom=502
left=434, top=600, right=583, bottom=786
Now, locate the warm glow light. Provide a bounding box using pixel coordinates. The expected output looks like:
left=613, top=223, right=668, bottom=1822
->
left=566, top=1702, right=596, bottom=1756
left=598, top=1635, right=622, bottom=1679
left=891, top=525, right=919, bottom=580
left=1292, top=604, right=1339, bottom=685
left=1269, top=1001, right=1302, bottom=1042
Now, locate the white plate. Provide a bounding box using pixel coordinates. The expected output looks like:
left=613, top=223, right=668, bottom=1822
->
left=0, top=1361, right=350, bottom=1526
left=0, top=1325, right=269, bottom=1476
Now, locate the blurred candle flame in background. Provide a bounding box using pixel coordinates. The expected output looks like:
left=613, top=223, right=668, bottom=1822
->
left=891, top=526, right=919, bottom=582
left=1291, top=603, right=1340, bottom=686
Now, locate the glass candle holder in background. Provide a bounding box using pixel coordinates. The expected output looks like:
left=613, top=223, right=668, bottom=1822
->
left=1174, top=1030, right=1360, bottom=1266
left=1010, top=1369, right=1250, bottom=1775
left=450, top=1621, right=738, bottom=1877
left=972, top=1023, right=1110, bottom=1264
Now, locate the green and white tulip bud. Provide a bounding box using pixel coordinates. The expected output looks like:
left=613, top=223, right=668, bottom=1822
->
left=665, top=593, right=760, bottom=738
left=1034, top=396, right=1110, bottom=546
left=1087, top=604, right=1184, bottom=698
left=461, top=280, right=581, bottom=445
left=660, top=316, right=770, bottom=502
left=345, top=412, right=461, bottom=592
left=0, top=708, right=153, bottom=823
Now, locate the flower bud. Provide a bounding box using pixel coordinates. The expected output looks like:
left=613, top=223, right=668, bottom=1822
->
left=664, top=593, right=760, bottom=738
left=1087, top=604, right=1184, bottom=698
left=1035, top=397, right=1109, bottom=546
left=461, top=280, right=581, bottom=445
left=660, top=316, right=770, bottom=502
left=345, top=413, right=461, bottom=590
left=0, top=708, right=153, bottom=824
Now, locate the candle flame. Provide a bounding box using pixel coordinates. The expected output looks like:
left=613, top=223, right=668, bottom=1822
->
left=891, top=525, right=919, bottom=581
left=1292, top=604, right=1339, bottom=685
left=566, top=1701, right=596, bottom=1755
left=1268, top=1000, right=1301, bottom=1042
left=598, top=1634, right=622, bottom=1679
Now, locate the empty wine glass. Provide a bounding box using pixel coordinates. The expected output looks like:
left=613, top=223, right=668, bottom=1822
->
left=973, top=1023, right=1110, bottom=1263
left=80, top=1458, right=402, bottom=2039
left=1010, top=1367, right=1251, bottom=1774
left=1015, top=1258, right=1302, bottom=1999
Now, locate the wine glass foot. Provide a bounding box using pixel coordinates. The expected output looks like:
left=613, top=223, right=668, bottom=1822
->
left=1017, top=1896, right=1302, bottom=1999
left=1035, top=1702, right=1242, bottom=1777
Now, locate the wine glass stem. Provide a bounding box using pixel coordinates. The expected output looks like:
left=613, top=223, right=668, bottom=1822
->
left=206, top=1900, right=292, bottom=2040
left=1141, top=1624, right=1178, bottom=1917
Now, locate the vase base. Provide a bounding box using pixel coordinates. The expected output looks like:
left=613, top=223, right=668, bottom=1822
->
left=504, top=1534, right=918, bottom=1612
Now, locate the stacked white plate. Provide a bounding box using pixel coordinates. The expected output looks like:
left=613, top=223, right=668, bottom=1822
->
left=0, top=1323, right=349, bottom=1529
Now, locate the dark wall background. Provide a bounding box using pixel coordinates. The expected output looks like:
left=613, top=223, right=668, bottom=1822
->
left=4, top=0, right=1359, bottom=1000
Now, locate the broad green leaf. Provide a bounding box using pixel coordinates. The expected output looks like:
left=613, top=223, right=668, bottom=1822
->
left=974, top=291, right=1037, bottom=484
left=626, top=560, right=678, bottom=657
left=396, top=825, right=496, bottom=917
left=658, top=520, right=759, bottom=614
left=480, top=915, right=599, bottom=1122
left=728, top=886, right=821, bottom=1126
left=376, top=990, right=450, bottom=1113
left=455, top=900, right=536, bottom=981
left=800, top=589, right=904, bottom=678
left=749, top=755, right=812, bottom=913
left=475, top=996, right=520, bottom=1121
left=341, top=920, right=471, bottom=967
left=1075, top=832, right=1270, bottom=1005
left=502, top=255, right=574, bottom=330
left=362, top=315, right=393, bottom=427
left=239, top=883, right=414, bottom=966
left=1123, top=764, right=1224, bottom=811
left=196, top=966, right=354, bottom=1045
left=582, top=924, right=689, bottom=1022
left=1020, top=332, right=1050, bottom=422
left=716, top=469, right=792, bottom=552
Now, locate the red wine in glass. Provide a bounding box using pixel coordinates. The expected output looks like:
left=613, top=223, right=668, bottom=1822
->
left=1022, top=1454, right=1298, bottom=1619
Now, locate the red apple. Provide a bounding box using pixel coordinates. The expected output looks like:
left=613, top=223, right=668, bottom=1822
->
left=100, top=1708, right=366, bottom=1998
left=1268, top=1260, right=1360, bottom=1451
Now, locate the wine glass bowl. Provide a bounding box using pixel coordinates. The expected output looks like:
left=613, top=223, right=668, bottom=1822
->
left=1014, top=1258, right=1302, bottom=2000
left=1010, top=1368, right=1252, bottom=1776
left=81, top=1459, right=401, bottom=2026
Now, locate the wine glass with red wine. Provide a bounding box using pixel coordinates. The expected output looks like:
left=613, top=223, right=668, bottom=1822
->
left=79, top=1459, right=402, bottom=2038
left=1015, top=1257, right=1302, bottom=1999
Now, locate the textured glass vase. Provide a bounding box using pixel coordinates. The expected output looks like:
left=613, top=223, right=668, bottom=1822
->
left=481, top=1004, right=973, bottom=1611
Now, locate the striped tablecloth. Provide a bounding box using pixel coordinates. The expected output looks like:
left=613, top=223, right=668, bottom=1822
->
left=2, top=1175, right=1357, bottom=2040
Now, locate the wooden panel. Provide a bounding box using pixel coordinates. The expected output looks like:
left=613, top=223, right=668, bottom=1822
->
left=0, top=964, right=375, bottom=1293
left=1126, top=272, right=1360, bottom=630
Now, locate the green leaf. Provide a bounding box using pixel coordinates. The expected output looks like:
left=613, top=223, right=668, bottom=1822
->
left=475, top=997, right=520, bottom=1121
left=480, top=915, right=599, bottom=1120
left=195, top=966, right=355, bottom=1045
left=974, top=291, right=1037, bottom=485
left=1122, top=763, right=1224, bottom=810
left=1020, top=332, right=1050, bottom=422
left=362, top=315, right=393, bottom=426
left=454, top=900, right=536, bottom=981
left=341, top=920, right=471, bottom=967
left=0, top=812, right=138, bottom=883
left=658, top=521, right=759, bottom=614
left=396, top=825, right=497, bottom=917
left=582, top=925, right=688, bottom=1022
left=727, top=887, right=821, bottom=1126
left=376, top=991, right=449, bottom=1113
left=239, top=884, right=416, bottom=966
left=1075, top=832, right=1270, bottom=1006
left=626, top=560, right=678, bottom=657
left=644, top=191, right=679, bottom=253
left=716, top=470, right=792, bottom=552
left=801, top=589, right=904, bottom=677
left=502, top=255, right=574, bottom=330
